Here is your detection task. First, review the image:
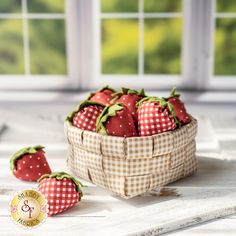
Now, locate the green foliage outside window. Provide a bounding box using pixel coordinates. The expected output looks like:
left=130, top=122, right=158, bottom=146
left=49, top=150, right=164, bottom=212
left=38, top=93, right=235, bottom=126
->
left=0, top=0, right=236, bottom=76
left=0, top=0, right=66, bottom=75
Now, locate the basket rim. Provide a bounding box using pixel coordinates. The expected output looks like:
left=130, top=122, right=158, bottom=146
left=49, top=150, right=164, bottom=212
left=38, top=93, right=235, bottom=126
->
left=64, top=115, right=197, bottom=140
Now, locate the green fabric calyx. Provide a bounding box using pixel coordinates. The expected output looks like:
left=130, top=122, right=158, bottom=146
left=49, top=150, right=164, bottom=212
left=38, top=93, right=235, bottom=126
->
left=38, top=172, right=85, bottom=197
left=112, top=87, right=146, bottom=98
left=136, top=96, right=165, bottom=111
left=96, top=103, right=124, bottom=135
left=136, top=96, right=181, bottom=127
left=66, top=100, right=104, bottom=123
left=87, top=85, right=116, bottom=100
left=166, top=87, right=181, bottom=100
left=10, top=145, right=44, bottom=172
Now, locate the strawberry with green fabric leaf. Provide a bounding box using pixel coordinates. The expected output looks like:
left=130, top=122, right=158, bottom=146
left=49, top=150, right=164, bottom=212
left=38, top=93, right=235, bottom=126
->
left=10, top=145, right=52, bottom=182
left=137, top=97, right=177, bottom=136
left=88, top=85, right=116, bottom=105
left=67, top=100, right=105, bottom=132
left=112, top=87, right=146, bottom=124
left=38, top=172, right=84, bottom=216
left=96, top=103, right=138, bottom=137
left=166, top=87, right=191, bottom=124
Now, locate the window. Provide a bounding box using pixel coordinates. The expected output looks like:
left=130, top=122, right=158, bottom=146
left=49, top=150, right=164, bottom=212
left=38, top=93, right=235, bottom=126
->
left=206, top=0, right=236, bottom=89
left=0, top=0, right=80, bottom=90
left=87, top=0, right=236, bottom=90
left=1, top=0, right=236, bottom=90
left=215, top=0, right=236, bottom=76
left=88, top=0, right=184, bottom=89
left=101, top=0, right=182, bottom=75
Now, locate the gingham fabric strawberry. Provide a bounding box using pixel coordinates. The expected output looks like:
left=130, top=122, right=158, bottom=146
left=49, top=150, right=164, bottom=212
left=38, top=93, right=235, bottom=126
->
left=10, top=145, right=52, bottom=182
left=67, top=100, right=105, bottom=132
left=96, top=103, right=138, bottom=137
left=38, top=172, right=84, bottom=216
left=166, top=87, right=191, bottom=124
left=137, top=97, right=177, bottom=136
left=88, top=86, right=116, bottom=105
left=112, top=87, right=145, bottom=124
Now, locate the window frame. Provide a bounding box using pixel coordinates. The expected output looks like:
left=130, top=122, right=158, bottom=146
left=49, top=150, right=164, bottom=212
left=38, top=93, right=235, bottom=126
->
left=1, top=0, right=236, bottom=91
left=80, top=0, right=236, bottom=90
left=87, top=0, right=185, bottom=90
left=0, top=0, right=80, bottom=90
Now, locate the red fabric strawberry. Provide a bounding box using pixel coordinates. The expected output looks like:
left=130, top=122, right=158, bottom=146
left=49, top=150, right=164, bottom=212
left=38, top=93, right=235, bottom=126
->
left=166, top=87, right=191, bottom=124
left=67, top=100, right=105, bottom=132
left=112, top=87, right=145, bottom=124
left=38, top=172, right=84, bottom=216
left=137, top=97, right=177, bottom=136
left=96, top=103, right=138, bottom=137
left=88, top=86, right=116, bottom=105
left=10, top=145, right=52, bottom=182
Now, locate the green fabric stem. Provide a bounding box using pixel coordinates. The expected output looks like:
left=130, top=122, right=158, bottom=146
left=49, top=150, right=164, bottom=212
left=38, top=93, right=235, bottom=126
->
left=96, top=103, right=124, bottom=135
left=113, top=87, right=145, bottom=97
left=38, top=172, right=85, bottom=196
left=10, top=145, right=44, bottom=172
left=165, top=87, right=181, bottom=100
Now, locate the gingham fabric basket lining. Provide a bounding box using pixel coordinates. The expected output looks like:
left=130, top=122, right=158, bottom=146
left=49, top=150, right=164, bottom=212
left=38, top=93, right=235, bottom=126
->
left=65, top=118, right=198, bottom=198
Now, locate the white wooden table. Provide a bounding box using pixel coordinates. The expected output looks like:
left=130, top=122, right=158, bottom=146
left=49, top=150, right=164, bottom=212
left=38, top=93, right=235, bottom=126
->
left=0, top=100, right=236, bottom=235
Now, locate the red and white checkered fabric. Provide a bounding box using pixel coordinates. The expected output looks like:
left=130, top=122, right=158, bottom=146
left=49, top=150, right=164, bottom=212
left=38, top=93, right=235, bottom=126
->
left=73, top=105, right=103, bottom=132
left=138, top=102, right=176, bottom=136
left=38, top=178, right=80, bottom=216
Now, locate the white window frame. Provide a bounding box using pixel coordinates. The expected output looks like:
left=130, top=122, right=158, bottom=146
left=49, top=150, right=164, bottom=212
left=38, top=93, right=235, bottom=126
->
left=0, top=0, right=80, bottom=90
left=86, top=0, right=184, bottom=90
left=1, top=0, right=236, bottom=91
left=79, top=0, right=236, bottom=90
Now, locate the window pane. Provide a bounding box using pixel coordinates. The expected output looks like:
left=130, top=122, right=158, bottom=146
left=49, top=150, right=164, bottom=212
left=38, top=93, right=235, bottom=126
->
left=217, top=0, right=236, bottom=13
left=28, top=0, right=64, bottom=13
left=0, top=0, right=21, bottom=13
left=144, top=18, right=182, bottom=74
left=0, top=20, right=24, bottom=74
left=102, top=19, right=138, bottom=74
left=215, top=18, right=236, bottom=75
left=144, top=0, right=182, bottom=13
left=101, top=0, right=138, bottom=13
left=29, top=20, right=67, bottom=74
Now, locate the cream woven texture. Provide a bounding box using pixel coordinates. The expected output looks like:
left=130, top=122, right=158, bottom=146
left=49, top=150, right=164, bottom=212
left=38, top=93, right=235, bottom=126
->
left=65, top=118, right=198, bottom=198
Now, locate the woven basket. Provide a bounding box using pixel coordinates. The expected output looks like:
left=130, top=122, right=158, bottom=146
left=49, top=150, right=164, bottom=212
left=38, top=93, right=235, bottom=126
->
left=64, top=117, right=198, bottom=199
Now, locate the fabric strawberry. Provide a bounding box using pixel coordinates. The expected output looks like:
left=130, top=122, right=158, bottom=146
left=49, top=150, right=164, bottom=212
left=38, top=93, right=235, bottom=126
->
left=137, top=97, right=177, bottom=136
left=112, top=87, right=145, bottom=124
left=38, top=172, right=84, bottom=216
left=166, top=87, right=191, bottom=124
left=10, top=145, right=52, bottom=182
left=96, top=103, right=138, bottom=137
left=88, top=85, right=116, bottom=105
left=66, top=100, right=105, bottom=132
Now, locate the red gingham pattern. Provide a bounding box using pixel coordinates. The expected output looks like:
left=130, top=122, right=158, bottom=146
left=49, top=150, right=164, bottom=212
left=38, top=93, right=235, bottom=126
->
left=138, top=102, right=176, bottom=136
left=73, top=105, right=103, bottom=132
left=38, top=178, right=80, bottom=216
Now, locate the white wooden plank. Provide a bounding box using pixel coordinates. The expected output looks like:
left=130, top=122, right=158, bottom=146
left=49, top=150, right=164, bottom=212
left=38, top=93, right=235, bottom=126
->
left=0, top=154, right=236, bottom=235
left=170, top=218, right=236, bottom=236
left=0, top=108, right=64, bottom=138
